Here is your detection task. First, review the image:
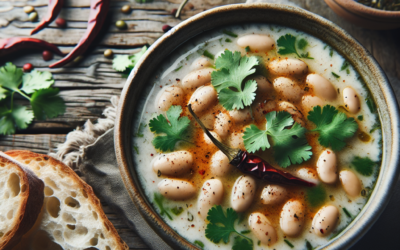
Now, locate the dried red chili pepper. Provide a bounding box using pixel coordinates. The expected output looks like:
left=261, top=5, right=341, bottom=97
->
left=0, top=37, right=64, bottom=57
left=188, top=104, right=316, bottom=187
left=49, top=0, right=110, bottom=68
left=31, top=0, right=65, bottom=35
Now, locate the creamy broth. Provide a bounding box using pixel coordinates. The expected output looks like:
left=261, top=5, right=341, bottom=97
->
left=132, top=24, right=381, bottom=250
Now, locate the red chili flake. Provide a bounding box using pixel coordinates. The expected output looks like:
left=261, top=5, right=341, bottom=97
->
left=320, top=229, right=324, bottom=234
left=160, top=85, right=162, bottom=88
left=191, top=224, right=195, bottom=227
left=150, top=154, right=154, bottom=156
left=255, top=50, right=259, bottom=53
left=23, top=63, right=33, bottom=72
left=176, top=78, right=180, bottom=81
left=199, top=170, right=205, bottom=175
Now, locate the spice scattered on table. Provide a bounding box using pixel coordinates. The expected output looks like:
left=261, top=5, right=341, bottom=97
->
left=55, top=18, right=66, bottom=28
left=121, top=5, right=131, bottom=13
left=0, top=37, right=64, bottom=57
left=31, top=0, right=65, bottom=34
left=42, top=50, right=53, bottom=61
left=28, top=12, right=38, bottom=22
left=116, top=20, right=127, bottom=30
left=23, top=63, right=34, bottom=72
left=23, top=6, right=35, bottom=13
left=104, top=49, right=113, bottom=58
left=162, top=24, right=172, bottom=32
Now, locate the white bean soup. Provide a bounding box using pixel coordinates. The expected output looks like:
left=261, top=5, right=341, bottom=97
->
left=131, top=24, right=382, bottom=250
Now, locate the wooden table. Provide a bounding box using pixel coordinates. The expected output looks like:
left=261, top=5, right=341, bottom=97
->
left=0, top=0, right=399, bottom=249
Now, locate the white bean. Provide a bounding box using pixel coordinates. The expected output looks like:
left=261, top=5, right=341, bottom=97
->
left=296, top=168, right=319, bottom=185
left=237, top=34, right=275, bottom=52
left=210, top=150, right=232, bottom=177
left=158, top=179, right=196, bottom=200
left=204, top=131, right=221, bottom=145
left=182, top=68, right=215, bottom=91
left=229, top=107, right=252, bottom=125
left=280, top=200, right=305, bottom=237
left=198, top=179, right=224, bottom=219
left=199, top=112, right=215, bottom=130
left=316, top=149, right=338, bottom=184
left=214, top=112, right=231, bottom=139
left=191, top=57, right=212, bottom=71
left=252, top=100, right=277, bottom=122
left=260, top=184, right=287, bottom=205
left=269, top=59, right=308, bottom=76
left=254, top=76, right=273, bottom=96
left=228, top=131, right=244, bottom=149
left=306, top=74, right=337, bottom=101
left=278, top=101, right=305, bottom=126
left=153, top=151, right=193, bottom=176
left=343, top=87, right=361, bottom=114
left=273, top=77, right=303, bottom=102
left=189, top=85, right=217, bottom=115
left=312, top=205, right=339, bottom=237
left=249, top=212, right=277, bottom=246
left=155, top=86, right=184, bottom=112
left=339, top=170, right=362, bottom=197
left=231, top=175, right=256, bottom=212
left=301, top=95, right=323, bottom=114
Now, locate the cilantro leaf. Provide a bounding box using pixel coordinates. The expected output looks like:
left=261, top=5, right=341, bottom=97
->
left=306, top=184, right=326, bottom=207
left=131, top=45, right=147, bottom=65
left=30, top=88, right=65, bottom=120
left=308, top=105, right=358, bottom=151
left=153, top=193, right=172, bottom=220
left=277, top=34, right=313, bottom=59
left=0, top=87, right=10, bottom=101
left=21, top=70, right=54, bottom=94
left=351, top=156, right=375, bottom=176
left=206, top=206, right=238, bottom=243
left=0, top=105, right=34, bottom=135
left=243, top=111, right=312, bottom=168
left=297, top=38, right=308, bottom=50
left=0, top=62, right=23, bottom=91
left=211, top=50, right=258, bottom=110
left=232, top=237, right=253, bottom=250
left=149, top=105, right=191, bottom=152
left=112, top=55, right=132, bottom=72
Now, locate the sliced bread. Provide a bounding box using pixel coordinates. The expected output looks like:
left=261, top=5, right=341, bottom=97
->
left=6, top=150, right=129, bottom=250
left=0, top=152, right=44, bottom=250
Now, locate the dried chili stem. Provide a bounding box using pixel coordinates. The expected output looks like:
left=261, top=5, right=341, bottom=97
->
left=175, top=0, right=189, bottom=19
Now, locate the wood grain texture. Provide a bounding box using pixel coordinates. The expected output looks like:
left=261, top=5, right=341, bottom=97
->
left=0, top=0, right=399, bottom=249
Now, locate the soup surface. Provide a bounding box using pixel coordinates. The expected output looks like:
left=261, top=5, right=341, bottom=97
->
left=132, top=24, right=381, bottom=250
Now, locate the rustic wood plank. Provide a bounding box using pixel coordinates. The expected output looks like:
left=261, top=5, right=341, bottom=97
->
left=0, top=134, right=66, bottom=153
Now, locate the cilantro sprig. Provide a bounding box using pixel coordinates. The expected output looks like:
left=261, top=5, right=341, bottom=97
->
left=112, top=45, right=147, bottom=73
left=243, top=111, right=312, bottom=168
left=277, top=34, right=314, bottom=59
left=205, top=205, right=253, bottom=250
left=149, top=105, right=191, bottom=152
left=351, top=156, right=376, bottom=176
left=308, top=105, right=358, bottom=151
left=211, top=50, right=259, bottom=110
left=0, top=63, right=65, bottom=135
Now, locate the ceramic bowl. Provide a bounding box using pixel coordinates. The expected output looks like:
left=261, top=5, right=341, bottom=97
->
left=115, top=3, right=400, bottom=249
left=324, top=0, right=400, bottom=30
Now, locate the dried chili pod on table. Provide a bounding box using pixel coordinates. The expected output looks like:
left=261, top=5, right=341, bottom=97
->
left=188, top=104, right=315, bottom=187
left=31, top=0, right=65, bottom=35
left=0, top=37, right=64, bottom=57
left=49, top=0, right=110, bottom=68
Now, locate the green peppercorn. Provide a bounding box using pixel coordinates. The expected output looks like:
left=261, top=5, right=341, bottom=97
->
left=73, top=55, right=83, bottom=63
left=104, top=49, right=113, bottom=58
left=121, top=5, right=131, bottom=14
left=115, top=20, right=127, bottom=30
left=28, top=12, right=38, bottom=22
left=23, top=6, right=35, bottom=13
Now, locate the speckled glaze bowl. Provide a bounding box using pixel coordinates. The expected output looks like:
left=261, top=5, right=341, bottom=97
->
left=324, top=0, right=400, bottom=30
left=115, top=3, right=400, bottom=250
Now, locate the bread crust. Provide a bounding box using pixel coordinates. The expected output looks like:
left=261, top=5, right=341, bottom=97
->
left=0, top=152, right=44, bottom=250
left=5, top=150, right=129, bottom=250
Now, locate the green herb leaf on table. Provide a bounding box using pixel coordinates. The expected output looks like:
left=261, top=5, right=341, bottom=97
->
left=153, top=193, right=172, bottom=220
left=308, top=105, right=358, bottom=151
left=149, top=105, right=191, bottom=152
left=0, top=87, right=9, bottom=101
left=205, top=205, right=253, bottom=250
left=30, top=88, right=66, bottom=120
left=0, top=62, right=23, bottom=91
left=306, top=184, right=326, bottom=207
left=243, top=111, right=312, bottom=168
left=211, top=50, right=259, bottom=110
left=351, top=156, right=375, bottom=176
left=0, top=105, right=34, bottom=135
left=21, top=70, right=54, bottom=94
left=277, top=34, right=313, bottom=59
left=112, top=46, right=147, bottom=72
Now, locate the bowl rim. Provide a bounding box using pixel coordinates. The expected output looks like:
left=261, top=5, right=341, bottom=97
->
left=115, top=3, right=400, bottom=250
left=334, top=0, right=400, bottom=17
